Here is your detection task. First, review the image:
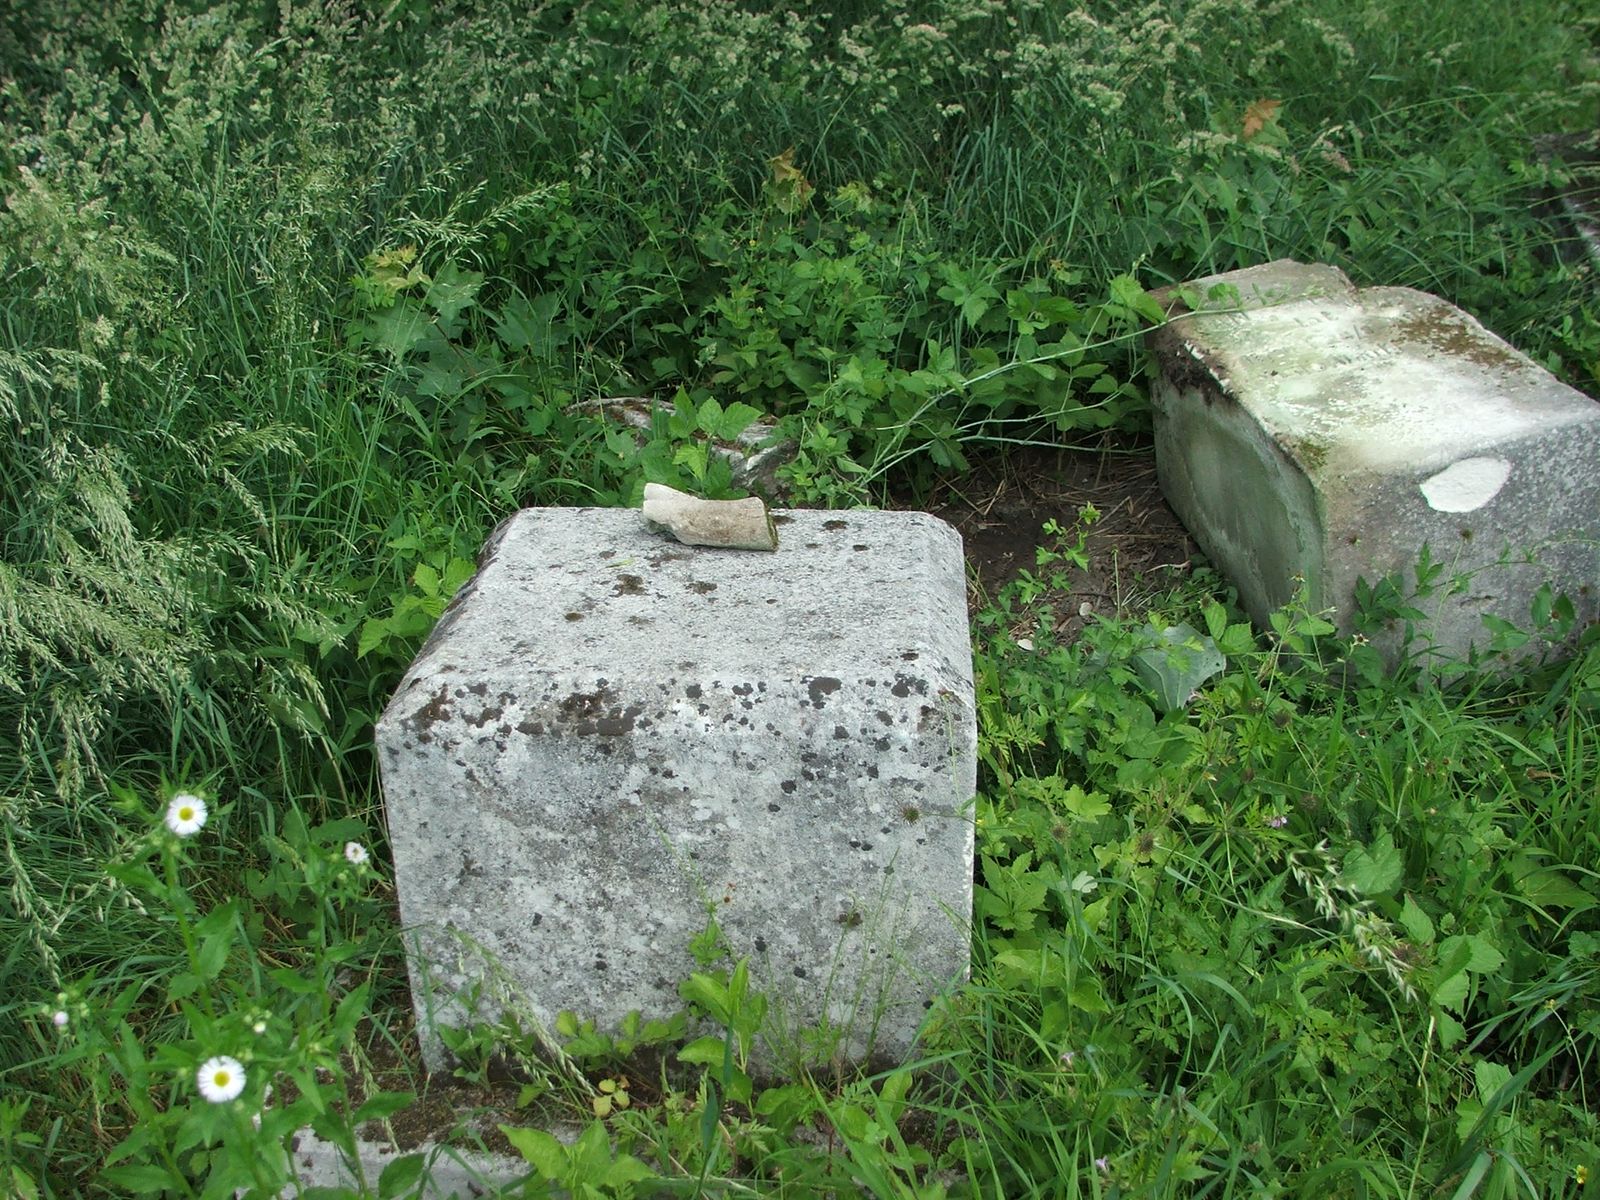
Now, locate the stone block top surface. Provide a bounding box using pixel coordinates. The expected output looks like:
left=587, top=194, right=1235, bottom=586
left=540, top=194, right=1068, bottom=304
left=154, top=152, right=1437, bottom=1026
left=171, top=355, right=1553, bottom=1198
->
left=407, top=506, right=972, bottom=691
left=1160, top=259, right=1600, bottom=479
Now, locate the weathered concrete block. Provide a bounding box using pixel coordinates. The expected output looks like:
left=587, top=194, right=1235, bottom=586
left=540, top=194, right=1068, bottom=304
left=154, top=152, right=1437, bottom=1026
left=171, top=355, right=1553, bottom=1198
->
left=376, top=508, right=976, bottom=1072
left=1151, top=260, right=1600, bottom=662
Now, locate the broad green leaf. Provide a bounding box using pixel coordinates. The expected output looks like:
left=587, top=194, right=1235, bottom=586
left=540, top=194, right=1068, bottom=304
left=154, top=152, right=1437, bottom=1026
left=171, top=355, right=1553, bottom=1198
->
left=1439, top=933, right=1505, bottom=975
left=1131, top=623, right=1225, bottom=711
left=678, top=1035, right=731, bottom=1067
left=1342, top=830, right=1403, bottom=896
left=1071, top=978, right=1110, bottom=1013
left=1432, top=969, right=1469, bottom=1012
left=1399, top=895, right=1435, bottom=945
left=412, top=561, right=440, bottom=595
left=425, top=262, right=484, bottom=325
left=1515, top=865, right=1597, bottom=911
left=359, top=299, right=433, bottom=359
left=1063, top=786, right=1111, bottom=820
left=696, top=396, right=725, bottom=436
left=378, top=1152, right=427, bottom=1199
left=572, top=1120, right=614, bottom=1175
left=354, top=1091, right=416, bottom=1125
left=1435, top=1010, right=1466, bottom=1049
left=9, top=1165, right=39, bottom=1200
left=499, top=1125, right=568, bottom=1179
left=356, top=617, right=391, bottom=659
left=165, top=971, right=200, bottom=1003
left=679, top=972, right=733, bottom=1024
left=1474, top=1059, right=1513, bottom=1101
left=196, top=926, right=231, bottom=980
left=602, top=1154, right=657, bottom=1189
left=717, top=401, right=763, bottom=442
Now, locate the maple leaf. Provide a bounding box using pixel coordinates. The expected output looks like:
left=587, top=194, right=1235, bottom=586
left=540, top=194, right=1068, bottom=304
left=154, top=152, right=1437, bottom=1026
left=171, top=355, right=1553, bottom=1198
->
left=1241, top=98, right=1282, bottom=140
left=766, top=146, right=814, bottom=213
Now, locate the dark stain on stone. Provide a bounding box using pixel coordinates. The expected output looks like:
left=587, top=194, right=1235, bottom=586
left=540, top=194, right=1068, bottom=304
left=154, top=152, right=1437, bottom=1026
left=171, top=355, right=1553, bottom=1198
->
left=467, top=682, right=488, bottom=697
left=807, top=676, right=843, bottom=708
left=874, top=736, right=890, bottom=751
left=686, top=683, right=703, bottom=700
left=890, top=673, right=928, bottom=698
left=823, top=519, right=848, bottom=531
left=691, top=580, right=717, bottom=594
left=517, top=719, right=546, bottom=735
left=1395, top=305, right=1524, bottom=371
left=767, top=803, right=781, bottom=813
left=406, top=685, right=455, bottom=743
left=780, top=780, right=797, bottom=794
left=852, top=543, right=869, bottom=552
left=469, top=703, right=505, bottom=728
left=733, top=683, right=753, bottom=696
left=755, top=935, right=768, bottom=952
left=772, top=514, right=794, bottom=526
left=594, top=706, right=643, bottom=737
left=900, top=651, right=919, bottom=661
left=833, top=725, right=849, bottom=740
left=565, top=611, right=584, bottom=621
left=562, top=691, right=606, bottom=721
left=614, top=574, right=646, bottom=596
left=867, top=764, right=879, bottom=778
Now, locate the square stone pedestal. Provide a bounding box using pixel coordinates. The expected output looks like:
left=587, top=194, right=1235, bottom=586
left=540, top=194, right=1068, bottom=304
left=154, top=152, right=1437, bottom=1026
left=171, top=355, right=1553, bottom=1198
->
left=1151, top=260, right=1600, bottom=663
left=376, top=507, right=976, bottom=1071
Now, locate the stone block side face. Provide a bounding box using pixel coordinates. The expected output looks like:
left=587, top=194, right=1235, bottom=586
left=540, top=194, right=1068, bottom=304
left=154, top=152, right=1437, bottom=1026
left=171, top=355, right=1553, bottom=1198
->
left=1150, top=336, right=1326, bottom=625
left=1152, top=261, right=1600, bottom=660
left=1320, top=425, right=1600, bottom=659
left=376, top=508, right=976, bottom=1071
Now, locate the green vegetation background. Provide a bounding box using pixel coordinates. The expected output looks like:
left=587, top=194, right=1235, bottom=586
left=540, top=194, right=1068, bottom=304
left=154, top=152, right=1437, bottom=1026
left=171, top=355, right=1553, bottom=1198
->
left=1, top=0, right=1598, bottom=1195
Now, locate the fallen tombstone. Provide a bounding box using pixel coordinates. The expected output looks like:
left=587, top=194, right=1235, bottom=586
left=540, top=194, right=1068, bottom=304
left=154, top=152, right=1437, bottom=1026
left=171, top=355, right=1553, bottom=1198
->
left=376, top=504, right=976, bottom=1074
left=1149, top=259, right=1600, bottom=665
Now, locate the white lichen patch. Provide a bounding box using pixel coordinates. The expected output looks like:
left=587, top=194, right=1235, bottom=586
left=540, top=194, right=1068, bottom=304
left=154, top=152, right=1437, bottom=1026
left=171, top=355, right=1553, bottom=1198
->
left=1419, top=456, right=1512, bottom=513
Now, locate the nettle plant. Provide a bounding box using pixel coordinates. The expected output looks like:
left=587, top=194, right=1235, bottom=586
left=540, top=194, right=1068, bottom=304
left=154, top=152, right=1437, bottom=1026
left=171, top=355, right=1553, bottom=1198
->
left=343, top=162, right=1163, bottom=512
left=24, top=786, right=394, bottom=1199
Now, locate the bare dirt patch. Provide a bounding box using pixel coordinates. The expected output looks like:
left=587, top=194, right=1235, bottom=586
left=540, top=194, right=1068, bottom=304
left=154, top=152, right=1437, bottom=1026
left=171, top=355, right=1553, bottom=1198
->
left=917, top=435, right=1198, bottom=635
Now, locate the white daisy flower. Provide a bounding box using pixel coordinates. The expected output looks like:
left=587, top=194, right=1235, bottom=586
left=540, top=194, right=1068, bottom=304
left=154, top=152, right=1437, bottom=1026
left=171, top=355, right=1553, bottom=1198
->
left=164, top=794, right=208, bottom=838
left=343, top=841, right=369, bottom=866
left=197, top=1055, right=246, bottom=1103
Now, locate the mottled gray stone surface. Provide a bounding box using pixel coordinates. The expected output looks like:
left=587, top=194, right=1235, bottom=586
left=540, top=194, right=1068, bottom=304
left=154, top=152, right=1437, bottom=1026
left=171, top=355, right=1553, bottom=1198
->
left=377, top=507, right=976, bottom=1072
left=1151, top=260, right=1600, bottom=662
left=277, top=1128, right=527, bottom=1198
